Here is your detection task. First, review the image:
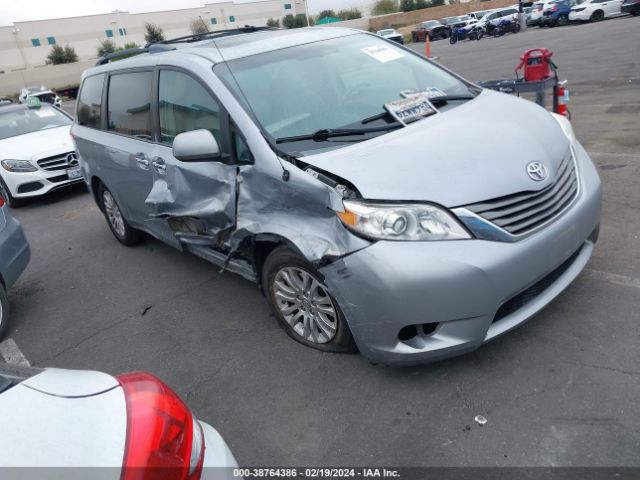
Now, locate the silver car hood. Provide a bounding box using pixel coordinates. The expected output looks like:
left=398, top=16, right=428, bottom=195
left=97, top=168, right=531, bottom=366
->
left=302, top=90, right=570, bottom=207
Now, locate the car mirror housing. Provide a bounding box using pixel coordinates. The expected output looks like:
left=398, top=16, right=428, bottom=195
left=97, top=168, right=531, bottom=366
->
left=172, top=129, right=223, bottom=162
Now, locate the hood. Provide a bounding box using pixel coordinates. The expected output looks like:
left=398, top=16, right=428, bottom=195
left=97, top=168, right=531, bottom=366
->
left=0, top=125, right=73, bottom=160
left=301, top=90, right=570, bottom=207
left=383, top=32, right=402, bottom=38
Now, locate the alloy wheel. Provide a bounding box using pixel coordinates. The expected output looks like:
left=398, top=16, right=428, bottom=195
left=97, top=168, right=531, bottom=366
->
left=272, top=267, right=338, bottom=344
left=102, top=190, right=126, bottom=237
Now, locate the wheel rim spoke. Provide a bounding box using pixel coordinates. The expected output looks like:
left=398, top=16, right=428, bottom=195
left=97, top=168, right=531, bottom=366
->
left=272, top=266, right=338, bottom=344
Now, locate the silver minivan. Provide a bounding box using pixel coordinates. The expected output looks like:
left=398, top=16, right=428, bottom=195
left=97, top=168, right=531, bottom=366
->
left=72, top=27, right=601, bottom=365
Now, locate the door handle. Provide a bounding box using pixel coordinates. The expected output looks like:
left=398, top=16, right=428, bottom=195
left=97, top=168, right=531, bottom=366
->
left=134, top=152, right=150, bottom=169
left=152, top=157, right=166, bottom=175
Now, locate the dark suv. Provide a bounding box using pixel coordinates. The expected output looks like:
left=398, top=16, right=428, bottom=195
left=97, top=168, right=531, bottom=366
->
left=542, top=0, right=576, bottom=25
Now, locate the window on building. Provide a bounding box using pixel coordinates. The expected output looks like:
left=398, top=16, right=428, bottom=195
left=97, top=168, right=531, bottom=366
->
left=211, top=17, right=218, bottom=24
left=77, top=74, right=105, bottom=129
left=31, top=39, right=41, bottom=47
left=118, top=28, right=127, bottom=36
left=107, top=71, right=153, bottom=140
left=158, top=70, right=222, bottom=147
left=105, top=29, right=114, bottom=38
left=284, top=3, right=292, bottom=9
left=47, top=36, right=56, bottom=45
left=229, top=15, right=236, bottom=22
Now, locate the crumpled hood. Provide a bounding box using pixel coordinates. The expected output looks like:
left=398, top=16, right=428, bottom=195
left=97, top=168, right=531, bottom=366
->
left=302, top=90, right=570, bottom=207
left=0, top=125, right=73, bottom=160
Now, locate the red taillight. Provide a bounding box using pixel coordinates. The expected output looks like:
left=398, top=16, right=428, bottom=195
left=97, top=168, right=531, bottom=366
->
left=0, top=197, right=4, bottom=208
left=118, top=372, right=204, bottom=480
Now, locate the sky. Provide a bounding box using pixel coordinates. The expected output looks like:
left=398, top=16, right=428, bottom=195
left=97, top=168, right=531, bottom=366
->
left=0, top=0, right=366, bottom=25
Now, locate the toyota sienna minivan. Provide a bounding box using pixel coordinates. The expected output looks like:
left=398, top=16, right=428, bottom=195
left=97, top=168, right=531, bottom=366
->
left=72, top=27, right=601, bottom=365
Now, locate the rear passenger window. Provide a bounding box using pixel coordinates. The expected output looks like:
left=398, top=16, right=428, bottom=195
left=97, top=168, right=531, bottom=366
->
left=158, top=70, right=221, bottom=146
left=77, top=74, right=104, bottom=128
left=107, top=71, right=153, bottom=140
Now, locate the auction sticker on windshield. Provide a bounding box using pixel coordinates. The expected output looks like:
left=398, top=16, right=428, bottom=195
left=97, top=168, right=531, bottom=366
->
left=384, top=96, right=436, bottom=124
left=361, top=45, right=404, bottom=63
left=401, top=87, right=447, bottom=100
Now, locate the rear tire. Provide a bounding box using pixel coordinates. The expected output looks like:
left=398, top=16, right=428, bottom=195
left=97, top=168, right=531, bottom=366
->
left=0, top=284, right=9, bottom=340
left=262, top=246, right=357, bottom=354
left=449, top=35, right=457, bottom=44
left=558, top=14, right=569, bottom=25
left=98, top=183, right=144, bottom=246
left=591, top=10, right=604, bottom=21
left=512, top=22, right=521, bottom=32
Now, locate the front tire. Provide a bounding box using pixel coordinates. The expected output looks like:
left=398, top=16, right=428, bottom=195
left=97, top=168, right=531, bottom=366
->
left=98, top=183, right=144, bottom=246
left=262, top=246, right=356, bottom=353
left=0, top=284, right=9, bottom=340
left=0, top=176, right=22, bottom=209
left=558, top=14, right=569, bottom=25
left=591, top=10, right=604, bottom=21
left=449, top=35, right=457, bottom=44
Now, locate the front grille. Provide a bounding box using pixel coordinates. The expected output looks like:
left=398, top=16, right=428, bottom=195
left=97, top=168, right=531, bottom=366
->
left=493, top=245, right=583, bottom=323
left=464, top=150, right=578, bottom=236
left=37, top=152, right=77, bottom=171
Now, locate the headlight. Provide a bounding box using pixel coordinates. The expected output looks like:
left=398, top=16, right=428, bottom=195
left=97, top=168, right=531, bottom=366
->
left=1, top=159, right=37, bottom=172
left=552, top=113, right=576, bottom=146
left=337, top=200, right=471, bottom=241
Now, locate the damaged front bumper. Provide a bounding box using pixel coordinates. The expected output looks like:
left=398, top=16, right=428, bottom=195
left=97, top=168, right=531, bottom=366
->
left=320, top=143, right=602, bottom=366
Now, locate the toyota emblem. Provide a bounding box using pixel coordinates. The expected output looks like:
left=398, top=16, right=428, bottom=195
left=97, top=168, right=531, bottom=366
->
left=526, top=161, right=548, bottom=182
left=66, top=152, right=79, bottom=167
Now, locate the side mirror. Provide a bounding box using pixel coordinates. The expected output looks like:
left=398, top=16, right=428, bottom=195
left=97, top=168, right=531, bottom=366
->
left=172, top=129, right=221, bottom=162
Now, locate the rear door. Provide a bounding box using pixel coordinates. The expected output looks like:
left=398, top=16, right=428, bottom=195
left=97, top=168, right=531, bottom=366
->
left=102, top=69, right=156, bottom=226
left=142, top=67, right=237, bottom=250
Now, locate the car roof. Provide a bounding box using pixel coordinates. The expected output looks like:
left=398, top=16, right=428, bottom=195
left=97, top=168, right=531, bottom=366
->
left=0, top=104, right=29, bottom=113
left=85, top=27, right=362, bottom=77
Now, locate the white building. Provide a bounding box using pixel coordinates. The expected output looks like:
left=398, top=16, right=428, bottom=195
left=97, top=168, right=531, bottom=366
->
left=0, top=0, right=308, bottom=85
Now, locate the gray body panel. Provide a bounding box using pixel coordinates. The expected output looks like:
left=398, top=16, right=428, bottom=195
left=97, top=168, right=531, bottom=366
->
left=0, top=205, right=31, bottom=289
left=73, top=28, right=602, bottom=364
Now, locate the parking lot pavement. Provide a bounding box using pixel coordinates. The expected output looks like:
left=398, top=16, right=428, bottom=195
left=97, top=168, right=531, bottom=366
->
left=5, top=17, right=640, bottom=467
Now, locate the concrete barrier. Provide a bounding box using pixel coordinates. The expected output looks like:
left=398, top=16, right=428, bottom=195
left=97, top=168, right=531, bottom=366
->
left=0, top=60, right=93, bottom=96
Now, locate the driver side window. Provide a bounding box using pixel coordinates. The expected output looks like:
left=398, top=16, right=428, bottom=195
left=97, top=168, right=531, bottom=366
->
left=158, top=70, right=222, bottom=146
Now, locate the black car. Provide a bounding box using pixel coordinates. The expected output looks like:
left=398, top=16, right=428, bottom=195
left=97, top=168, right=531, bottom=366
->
left=621, top=0, right=640, bottom=14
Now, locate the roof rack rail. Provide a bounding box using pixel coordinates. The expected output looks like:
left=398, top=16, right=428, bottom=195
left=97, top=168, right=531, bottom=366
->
left=149, top=25, right=278, bottom=46
left=95, top=44, right=175, bottom=66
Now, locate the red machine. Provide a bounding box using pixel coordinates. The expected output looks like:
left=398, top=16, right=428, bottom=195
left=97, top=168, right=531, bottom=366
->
left=515, top=48, right=554, bottom=82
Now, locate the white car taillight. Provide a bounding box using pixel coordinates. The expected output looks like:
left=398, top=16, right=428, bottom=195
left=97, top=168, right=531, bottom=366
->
left=117, top=372, right=205, bottom=480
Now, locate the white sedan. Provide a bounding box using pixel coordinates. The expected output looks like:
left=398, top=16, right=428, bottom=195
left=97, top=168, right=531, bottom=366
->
left=569, top=0, right=623, bottom=21
left=19, top=85, right=62, bottom=108
left=0, top=365, right=239, bottom=479
left=0, top=102, right=84, bottom=207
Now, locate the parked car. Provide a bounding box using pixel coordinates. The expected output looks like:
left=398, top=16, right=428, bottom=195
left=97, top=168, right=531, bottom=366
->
left=542, top=0, right=577, bottom=25
left=18, top=85, right=61, bottom=108
left=523, top=6, right=536, bottom=24
left=73, top=27, right=601, bottom=365
left=376, top=28, right=404, bottom=44
left=411, top=19, right=450, bottom=41
left=0, top=97, right=13, bottom=106
left=440, top=15, right=474, bottom=32
left=469, top=9, right=490, bottom=19
left=0, top=365, right=238, bottom=477
left=621, top=0, right=640, bottom=14
left=569, top=0, right=623, bottom=20
left=529, top=1, right=555, bottom=25
left=478, top=7, right=520, bottom=32
left=0, top=197, right=30, bottom=339
left=0, top=102, right=84, bottom=208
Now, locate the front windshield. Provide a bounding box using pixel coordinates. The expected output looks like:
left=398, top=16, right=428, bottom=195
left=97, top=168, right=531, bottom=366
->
left=217, top=34, right=472, bottom=152
left=423, top=20, right=440, bottom=27
left=0, top=106, right=72, bottom=140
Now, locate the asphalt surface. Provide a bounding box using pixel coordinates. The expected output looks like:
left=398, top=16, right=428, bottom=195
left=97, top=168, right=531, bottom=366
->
left=6, top=17, right=640, bottom=467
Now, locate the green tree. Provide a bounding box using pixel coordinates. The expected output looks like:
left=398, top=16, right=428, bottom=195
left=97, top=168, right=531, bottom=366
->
left=123, top=42, right=139, bottom=49
left=317, top=9, right=337, bottom=20
left=414, top=0, right=428, bottom=8
left=371, top=0, right=400, bottom=15
left=189, top=18, right=209, bottom=35
left=144, top=22, right=165, bottom=44
left=266, top=17, right=280, bottom=27
left=283, top=13, right=310, bottom=28
left=337, top=8, right=363, bottom=19
left=97, top=39, right=116, bottom=57
left=400, top=0, right=416, bottom=11
left=46, top=44, right=78, bottom=65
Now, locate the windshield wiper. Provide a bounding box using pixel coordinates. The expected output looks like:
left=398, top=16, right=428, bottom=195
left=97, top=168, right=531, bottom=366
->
left=361, top=94, right=476, bottom=125
left=275, top=124, right=402, bottom=144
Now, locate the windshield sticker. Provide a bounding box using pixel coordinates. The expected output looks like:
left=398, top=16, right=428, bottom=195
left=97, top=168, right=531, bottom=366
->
left=361, top=45, right=404, bottom=63
left=401, top=87, right=447, bottom=100
left=384, top=96, right=436, bottom=125
left=33, top=109, right=56, bottom=118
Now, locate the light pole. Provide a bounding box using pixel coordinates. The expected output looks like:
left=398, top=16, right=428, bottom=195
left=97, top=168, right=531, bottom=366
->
left=518, top=0, right=526, bottom=29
